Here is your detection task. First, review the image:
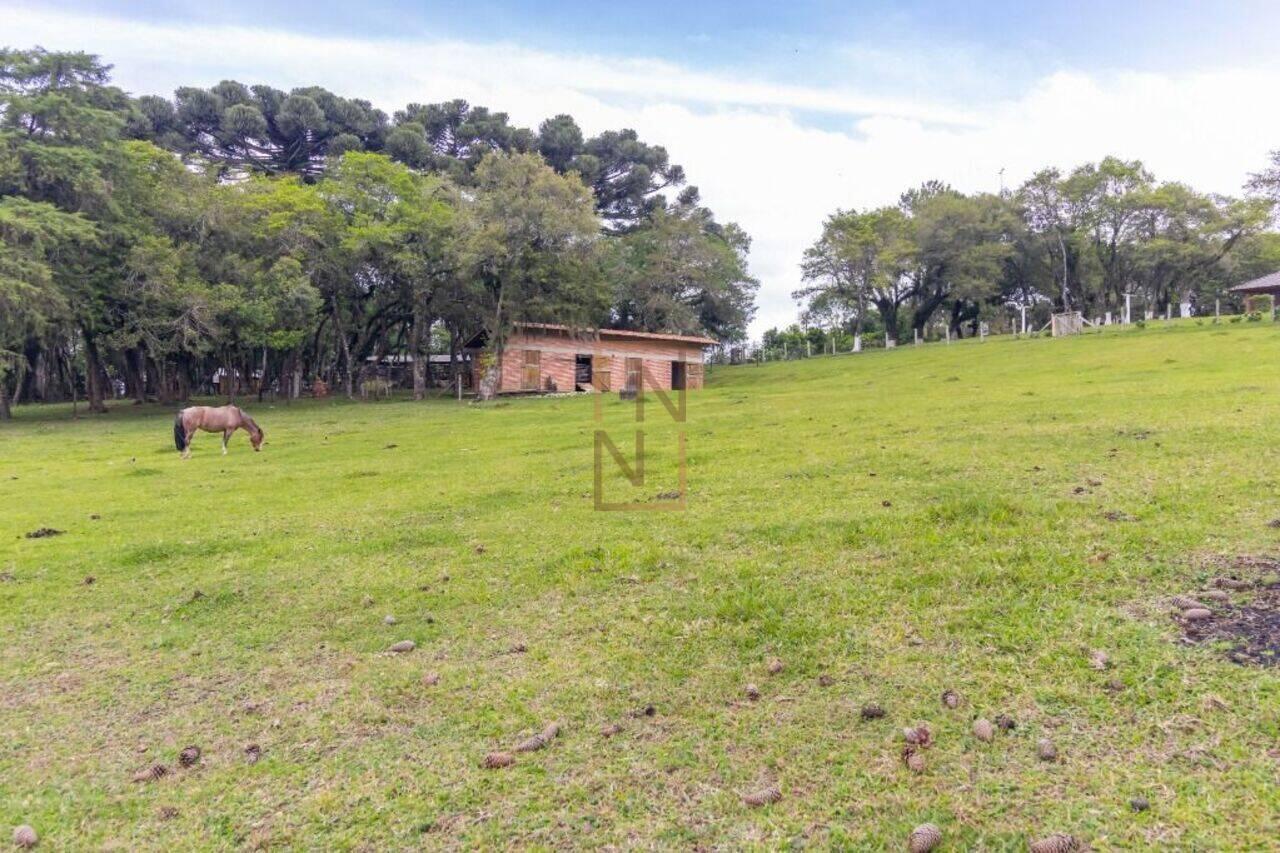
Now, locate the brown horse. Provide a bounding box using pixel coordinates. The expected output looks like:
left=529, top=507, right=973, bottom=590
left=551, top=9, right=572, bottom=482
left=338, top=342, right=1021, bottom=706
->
left=174, top=405, right=264, bottom=458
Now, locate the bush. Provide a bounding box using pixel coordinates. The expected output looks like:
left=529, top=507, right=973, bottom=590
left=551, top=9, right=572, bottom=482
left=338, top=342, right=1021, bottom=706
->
left=1246, top=311, right=1262, bottom=322
left=1134, top=320, right=1146, bottom=329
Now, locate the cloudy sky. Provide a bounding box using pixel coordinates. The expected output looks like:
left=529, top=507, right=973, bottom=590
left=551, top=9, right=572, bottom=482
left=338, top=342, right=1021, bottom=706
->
left=5, top=1, right=1280, bottom=335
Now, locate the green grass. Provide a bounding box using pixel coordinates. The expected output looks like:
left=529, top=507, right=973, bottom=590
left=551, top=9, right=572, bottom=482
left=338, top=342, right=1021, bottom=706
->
left=2, top=321, right=1279, bottom=849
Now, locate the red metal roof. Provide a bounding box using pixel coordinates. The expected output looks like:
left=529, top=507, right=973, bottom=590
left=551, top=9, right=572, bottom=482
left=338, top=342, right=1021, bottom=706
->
left=515, top=322, right=719, bottom=346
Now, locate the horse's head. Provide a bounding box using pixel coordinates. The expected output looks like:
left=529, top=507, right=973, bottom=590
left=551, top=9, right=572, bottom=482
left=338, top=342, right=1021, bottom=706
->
left=250, top=425, right=264, bottom=451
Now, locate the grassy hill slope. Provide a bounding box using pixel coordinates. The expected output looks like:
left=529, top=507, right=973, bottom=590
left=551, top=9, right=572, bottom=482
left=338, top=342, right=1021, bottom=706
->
left=2, top=322, right=1279, bottom=849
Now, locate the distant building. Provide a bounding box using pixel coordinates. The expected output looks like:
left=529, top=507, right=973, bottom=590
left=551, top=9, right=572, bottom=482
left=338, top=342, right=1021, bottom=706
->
left=465, top=323, right=716, bottom=394
left=1231, top=270, right=1280, bottom=300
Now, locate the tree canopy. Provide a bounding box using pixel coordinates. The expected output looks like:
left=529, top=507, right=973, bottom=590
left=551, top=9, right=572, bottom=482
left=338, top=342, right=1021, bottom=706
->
left=0, top=47, right=757, bottom=415
left=793, top=157, right=1275, bottom=348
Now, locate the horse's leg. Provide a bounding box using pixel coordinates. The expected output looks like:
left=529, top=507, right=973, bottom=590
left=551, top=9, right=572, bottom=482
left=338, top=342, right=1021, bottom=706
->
left=182, top=428, right=195, bottom=459
left=222, top=429, right=231, bottom=455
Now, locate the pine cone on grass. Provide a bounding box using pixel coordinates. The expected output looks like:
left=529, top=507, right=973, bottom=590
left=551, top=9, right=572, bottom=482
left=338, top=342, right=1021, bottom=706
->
left=514, top=723, right=561, bottom=753
left=178, top=745, right=201, bottom=768
left=972, top=718, right=994, bottom=742
left=908, top=823, right=942, bottom=853
left=1029, top=833, right=1083, bottom=853
left=131, top=764, right=169, bottom=783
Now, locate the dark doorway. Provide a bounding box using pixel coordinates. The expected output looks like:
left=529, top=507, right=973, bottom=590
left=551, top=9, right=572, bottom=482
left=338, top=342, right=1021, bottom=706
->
left=575, top=354, right=593, bottom=388
left=671, top=361, right=687, bottom=391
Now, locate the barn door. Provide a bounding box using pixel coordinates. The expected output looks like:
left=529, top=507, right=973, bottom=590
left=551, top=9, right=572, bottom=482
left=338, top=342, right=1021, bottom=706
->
left=625, top=357, right=643, bottom=390
left=592, top=355, right=611, bottom=391
left=521, top=350, right=540, bottom=390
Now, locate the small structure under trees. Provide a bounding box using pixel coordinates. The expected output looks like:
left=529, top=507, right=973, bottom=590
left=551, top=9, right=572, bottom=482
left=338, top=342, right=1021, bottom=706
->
left=1231, top=270, right=1280, bottom=313
left=464, top=323, right=714, bottom=394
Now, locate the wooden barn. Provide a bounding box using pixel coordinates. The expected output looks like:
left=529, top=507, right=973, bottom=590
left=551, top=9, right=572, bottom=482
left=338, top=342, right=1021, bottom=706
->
left=466, top=323, right=716, bottom=394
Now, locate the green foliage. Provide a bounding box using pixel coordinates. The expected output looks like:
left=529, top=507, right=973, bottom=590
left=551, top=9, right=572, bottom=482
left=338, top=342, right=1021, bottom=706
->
left=608, top=205, right=757, bottom=341
left=468, top=151, right=605, bottom=362
left=0, top=47, right=751, bottom=413
left=800, top=155, right=1276, bottom=340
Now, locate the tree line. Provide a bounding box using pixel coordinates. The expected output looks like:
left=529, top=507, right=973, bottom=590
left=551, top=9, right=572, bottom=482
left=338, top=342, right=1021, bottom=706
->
left=0, top=48, right=759, bottom=416
left=792, top=158, right=1280, bottom=347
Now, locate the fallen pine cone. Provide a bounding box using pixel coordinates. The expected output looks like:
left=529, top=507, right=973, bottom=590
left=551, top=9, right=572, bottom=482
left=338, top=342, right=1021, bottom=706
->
left=514, top=722, right=561, bottom=753
left=941, top=689, right=960, bottom=709
left=1037, top=738, right=1058, bottom=762
left=1029, top=833, right=1082, bottom=853
left=903, top=747, right=926, bottom=774
left=482, top=751, right=515, bottom=769
left=744, top=683, right=761, bottom=701
left=973, top=718, right=994, bottom=742
left=817, top=674, right=834, bottom=687
left=157, top=806, right=179, bottom=820
left=1171, top=595, right=1208, bottom=611
left=132, top=763, right=169, bottom=783
left=860, top=702, right=885, bottom=720
left=1182, top=608, right=1213, bottom=622
left=178, top=745, right=201, bottom=768
left=1201, top=590, right=1230, bottom=603
left=244, top=744, right=261, bottom=764
left=741, top=785, right=782, bottom=807
left=12, top=825, right=38, bottom=848
left=1129, top=796, right=1150, bottom=812
left=1089, top=650, right=1110, bottom=671
left=994, top=713, right=1017, bottom=731
left=600, top=723, right=623, bottom=737
left=1212, top=577, right=1250, bottom=590
left=903, top=724, right=933, bottom=747
left=422, top=671, right=440, bottom=686
left=908, top=822, right=942, bottom=853
left=389, top=640, right=416, bottom=653
left=766, top=658, right=784, bottom=675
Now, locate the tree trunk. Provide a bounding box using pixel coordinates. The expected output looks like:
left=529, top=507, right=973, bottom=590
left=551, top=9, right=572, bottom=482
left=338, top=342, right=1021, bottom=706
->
left=292, top=353, right=303, bottom=400
left=258, top=348, right=268, bottom=403
left=0, top=371, right=12, bottom=420
left=333, top=309, right=355, bottom=399
left=82, top=331, right=107, bottom=413
left=874, top=299, right=899, bottom=346
left=128, top=347, right=147, bottom=405
left=411, top=299, right=430, bottom=401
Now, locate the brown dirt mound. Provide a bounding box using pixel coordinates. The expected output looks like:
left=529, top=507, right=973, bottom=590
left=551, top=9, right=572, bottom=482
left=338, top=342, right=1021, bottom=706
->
left=1181, top=557, right=1280, bottom=667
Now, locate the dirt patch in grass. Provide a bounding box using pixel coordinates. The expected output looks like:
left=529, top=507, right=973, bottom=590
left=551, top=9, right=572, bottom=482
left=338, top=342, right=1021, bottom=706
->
left=1180, top=556, right=1280, bottom=667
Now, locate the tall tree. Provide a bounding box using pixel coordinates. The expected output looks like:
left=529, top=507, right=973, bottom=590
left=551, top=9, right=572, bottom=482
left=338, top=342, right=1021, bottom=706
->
left=796, top=207, right=915, bottom=345
left=608, top=202, right=757, bottom=341
left=467, top=152, right=603, bottom=399
left=139, top=81, right=389, bottom=179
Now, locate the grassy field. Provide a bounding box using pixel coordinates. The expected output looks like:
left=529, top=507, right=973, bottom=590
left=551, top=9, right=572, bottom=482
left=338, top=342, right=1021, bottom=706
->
left=3, top=321, right=1279, bottom=850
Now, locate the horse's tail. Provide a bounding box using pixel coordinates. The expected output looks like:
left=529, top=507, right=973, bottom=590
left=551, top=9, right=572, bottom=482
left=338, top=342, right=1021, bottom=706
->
left=173, top=413, right=186, bottom=451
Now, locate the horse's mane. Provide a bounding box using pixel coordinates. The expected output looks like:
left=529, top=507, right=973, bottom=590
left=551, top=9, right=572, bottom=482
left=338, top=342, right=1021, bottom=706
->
left=238, top=408, right=262, bottom=435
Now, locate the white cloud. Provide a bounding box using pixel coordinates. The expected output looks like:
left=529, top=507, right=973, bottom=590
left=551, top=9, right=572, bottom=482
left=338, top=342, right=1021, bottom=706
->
left=3, top=5, right=1279, bottom=336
